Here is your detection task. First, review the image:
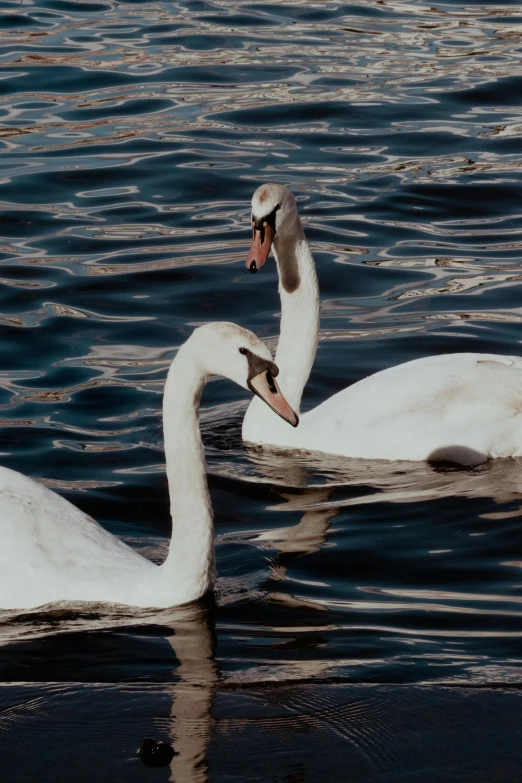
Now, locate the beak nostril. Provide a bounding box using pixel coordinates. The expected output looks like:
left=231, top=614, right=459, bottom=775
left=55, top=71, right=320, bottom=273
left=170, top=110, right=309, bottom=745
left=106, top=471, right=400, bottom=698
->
left=248, top=366, right=298, bottom=428
left=266, top=371, right=278, bottom=394
left=249, top=260, right=257, bottom=273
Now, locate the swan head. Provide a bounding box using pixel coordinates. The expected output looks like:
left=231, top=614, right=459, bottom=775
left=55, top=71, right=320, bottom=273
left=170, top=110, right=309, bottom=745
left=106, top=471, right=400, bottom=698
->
left=246, top=184, right=297, bottom=273
left=189, top=322, right=299, bottom=427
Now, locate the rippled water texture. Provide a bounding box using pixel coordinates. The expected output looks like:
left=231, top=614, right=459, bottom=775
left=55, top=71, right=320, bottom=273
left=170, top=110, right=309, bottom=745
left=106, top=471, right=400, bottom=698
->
left=1, top=0, right=522, bottom=779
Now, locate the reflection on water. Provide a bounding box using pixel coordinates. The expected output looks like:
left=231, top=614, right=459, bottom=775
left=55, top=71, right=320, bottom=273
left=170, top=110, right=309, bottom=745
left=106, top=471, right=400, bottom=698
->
left=0, top=603, right=217, bottom=782
left=165, top=606, right=217, bottom=783
left=2, top=0, right=522, bottom=776
left=3, top=603, right=522, bottom=782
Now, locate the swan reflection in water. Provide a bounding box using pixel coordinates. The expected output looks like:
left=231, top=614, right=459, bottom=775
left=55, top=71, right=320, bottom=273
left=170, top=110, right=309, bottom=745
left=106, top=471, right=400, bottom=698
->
left=162, top=603, right=218, bottom=783
left=0, top=601, right=217, bottom=783
left=217, top=434, right=522, bottom=514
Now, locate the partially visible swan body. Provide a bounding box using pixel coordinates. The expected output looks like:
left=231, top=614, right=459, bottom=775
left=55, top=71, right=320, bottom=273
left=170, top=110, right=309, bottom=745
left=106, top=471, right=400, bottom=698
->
left=242, top=184, right=522, bottom=465
left=0, top=323, right=297, bottom=611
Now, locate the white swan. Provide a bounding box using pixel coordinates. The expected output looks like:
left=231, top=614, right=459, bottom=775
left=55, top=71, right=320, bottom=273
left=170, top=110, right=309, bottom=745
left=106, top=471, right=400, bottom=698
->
left=0, top=322, right=297, bottom=611
left=242, top=183, right=522, bottom=465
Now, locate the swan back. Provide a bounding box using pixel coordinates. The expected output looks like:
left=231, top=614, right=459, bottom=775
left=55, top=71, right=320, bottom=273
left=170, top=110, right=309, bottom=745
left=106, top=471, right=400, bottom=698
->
left=0, top=467, right=150, bottom=608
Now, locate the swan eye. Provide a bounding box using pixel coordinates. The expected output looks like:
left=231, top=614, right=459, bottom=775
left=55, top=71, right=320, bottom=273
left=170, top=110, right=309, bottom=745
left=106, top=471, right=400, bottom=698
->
left=239, top=347, right=249, bottom=356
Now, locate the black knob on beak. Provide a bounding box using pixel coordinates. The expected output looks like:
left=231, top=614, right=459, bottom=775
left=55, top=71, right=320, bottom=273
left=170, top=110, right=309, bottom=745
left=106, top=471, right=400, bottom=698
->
left=249, top=260, right=257, bottom=273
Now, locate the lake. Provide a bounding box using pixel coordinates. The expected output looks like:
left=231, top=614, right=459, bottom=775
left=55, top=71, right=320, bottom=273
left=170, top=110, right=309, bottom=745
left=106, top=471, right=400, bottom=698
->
left=1, top=0, right=522, bottom=780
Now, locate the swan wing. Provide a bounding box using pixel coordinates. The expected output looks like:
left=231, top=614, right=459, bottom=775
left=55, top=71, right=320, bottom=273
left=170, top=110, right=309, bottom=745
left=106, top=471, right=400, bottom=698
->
left=301, top=353, right=522, bottom=462
left=0, top=467, right=152, bottom=609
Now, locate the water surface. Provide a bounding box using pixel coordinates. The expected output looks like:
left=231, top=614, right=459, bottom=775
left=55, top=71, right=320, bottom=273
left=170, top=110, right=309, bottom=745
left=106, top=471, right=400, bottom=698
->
left=1, top=0, right=522, bottom=778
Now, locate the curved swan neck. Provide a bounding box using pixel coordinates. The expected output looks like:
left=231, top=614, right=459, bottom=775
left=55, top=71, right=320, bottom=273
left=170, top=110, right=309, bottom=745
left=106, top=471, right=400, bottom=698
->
left=161, top=344, right=214, bottom=604
left=272, top=218, right=320, bottom=412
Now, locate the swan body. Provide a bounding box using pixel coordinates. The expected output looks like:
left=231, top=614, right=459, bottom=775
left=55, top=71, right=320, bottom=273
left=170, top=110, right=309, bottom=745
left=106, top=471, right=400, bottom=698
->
left=242, top=184, right=522, bottom=464
left=0, top=322, right=297, bottom=611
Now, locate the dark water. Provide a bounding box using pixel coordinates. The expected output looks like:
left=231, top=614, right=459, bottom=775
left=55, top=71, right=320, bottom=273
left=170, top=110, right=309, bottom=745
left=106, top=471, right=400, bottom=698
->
left=1, top=0, right=522, bottom=779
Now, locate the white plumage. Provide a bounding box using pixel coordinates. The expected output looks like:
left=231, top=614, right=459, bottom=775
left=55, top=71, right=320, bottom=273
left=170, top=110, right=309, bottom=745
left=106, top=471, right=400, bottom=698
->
left=0, top=322, right=294, bottom=610
left=0, top=466, right=157, bottom=609
left=243, top=184, right=522, bottom=465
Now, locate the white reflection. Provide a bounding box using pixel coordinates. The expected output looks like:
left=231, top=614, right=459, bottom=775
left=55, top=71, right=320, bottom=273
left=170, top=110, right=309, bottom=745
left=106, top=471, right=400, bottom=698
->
left=258, top=487, right=338, bottom=556
left=217, top=435, right=522, bottom=518
left=164, top=605, right=217, bottom=783
left=0, top=601, right=217, bottom=783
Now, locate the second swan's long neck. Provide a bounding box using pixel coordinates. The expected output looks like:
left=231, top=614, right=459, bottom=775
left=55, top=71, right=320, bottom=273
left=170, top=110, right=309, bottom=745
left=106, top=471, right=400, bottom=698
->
left=272, top=218, right=320, bottom=412
left=160, top=347, right=215, bottom=605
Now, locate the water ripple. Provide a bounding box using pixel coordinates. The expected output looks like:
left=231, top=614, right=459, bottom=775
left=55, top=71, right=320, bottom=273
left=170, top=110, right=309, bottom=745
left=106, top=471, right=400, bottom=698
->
left=1, top=0, right=522, bottom=691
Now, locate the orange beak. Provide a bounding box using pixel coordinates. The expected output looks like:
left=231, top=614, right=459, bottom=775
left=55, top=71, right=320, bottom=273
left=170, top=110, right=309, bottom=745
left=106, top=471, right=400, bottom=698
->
left=248, top=370, right=298, bottom=427
left=245, top=221, right=275, bottom=273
